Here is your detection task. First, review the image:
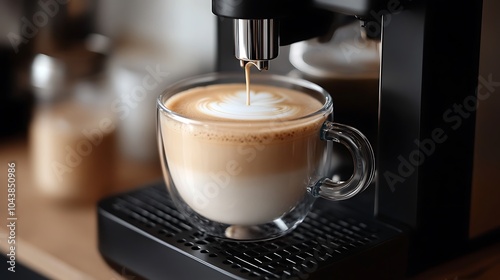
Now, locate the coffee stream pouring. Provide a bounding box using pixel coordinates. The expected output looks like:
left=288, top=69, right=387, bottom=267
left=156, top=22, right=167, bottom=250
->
left=216, top=0, right=380, bottom=113
left=214, top=0, right=379, bottom=107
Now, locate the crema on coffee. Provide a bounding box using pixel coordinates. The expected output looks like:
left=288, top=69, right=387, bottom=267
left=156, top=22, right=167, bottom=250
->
left=161, top=83, right=327, bottom=225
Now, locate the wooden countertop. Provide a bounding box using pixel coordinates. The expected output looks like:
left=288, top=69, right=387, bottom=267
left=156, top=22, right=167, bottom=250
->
left=1, top=137, right=500, bottom=280
left=0, top=137, right=163, bottom=280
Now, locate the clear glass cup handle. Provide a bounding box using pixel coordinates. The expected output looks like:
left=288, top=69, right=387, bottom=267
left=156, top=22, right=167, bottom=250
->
left=310, top=121, right=376, bottom=200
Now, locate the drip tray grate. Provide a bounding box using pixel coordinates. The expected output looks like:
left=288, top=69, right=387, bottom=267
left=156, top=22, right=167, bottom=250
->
left=98, top=182, right=408, bottom=279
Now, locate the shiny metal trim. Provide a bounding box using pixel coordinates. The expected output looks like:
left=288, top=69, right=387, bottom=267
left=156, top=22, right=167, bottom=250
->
left=234, top=19, right=279, bottom=70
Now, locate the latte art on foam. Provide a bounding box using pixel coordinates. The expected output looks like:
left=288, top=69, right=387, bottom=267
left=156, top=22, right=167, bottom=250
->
left=196, top=90, right=300, bottom=120
left=164, top=84, right=323, bottom=122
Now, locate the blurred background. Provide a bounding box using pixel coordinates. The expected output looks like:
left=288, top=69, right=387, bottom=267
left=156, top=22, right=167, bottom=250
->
left=0, top=0, right=217, bottom=201
left=0, top=0, right=219, bottom=278
left=1, top=0, right=499, bottom=279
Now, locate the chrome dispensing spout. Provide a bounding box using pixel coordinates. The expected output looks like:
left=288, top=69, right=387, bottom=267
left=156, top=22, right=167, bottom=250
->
left=213, top=0, right=378, bottom=71
left=234, top=19, right=278, bottom=71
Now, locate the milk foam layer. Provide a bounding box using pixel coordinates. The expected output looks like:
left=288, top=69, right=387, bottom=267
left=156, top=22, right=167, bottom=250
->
left=198, top=90, right=301, bottom=120
left=165, top=84, right=323, bottom=122
left=161, top=83, right=328, bottom=226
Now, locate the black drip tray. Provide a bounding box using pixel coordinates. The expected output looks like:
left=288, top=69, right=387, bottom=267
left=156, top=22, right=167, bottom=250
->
left=98, top=182, right=408, bottom=280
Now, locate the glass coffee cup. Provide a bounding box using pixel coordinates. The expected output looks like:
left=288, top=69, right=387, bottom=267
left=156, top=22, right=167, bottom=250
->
left=157, top=73, right=375, bottom=241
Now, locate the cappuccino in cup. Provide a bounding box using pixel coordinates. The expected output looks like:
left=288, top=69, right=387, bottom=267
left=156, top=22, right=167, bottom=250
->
left=157, top=73, right=375, bottom=240
left=161, top=83, right=326, bottom=225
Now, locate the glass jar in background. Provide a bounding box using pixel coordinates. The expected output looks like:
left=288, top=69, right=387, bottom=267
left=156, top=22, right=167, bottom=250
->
left=29, top=53, right=116, bottom=203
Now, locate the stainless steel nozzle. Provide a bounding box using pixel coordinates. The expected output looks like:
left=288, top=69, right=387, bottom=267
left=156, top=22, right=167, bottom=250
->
left=234, top=19, right=279, bottom=71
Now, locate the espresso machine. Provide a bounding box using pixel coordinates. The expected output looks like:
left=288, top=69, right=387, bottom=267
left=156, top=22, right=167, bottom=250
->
left=98, top=0, right=500, bottom=278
